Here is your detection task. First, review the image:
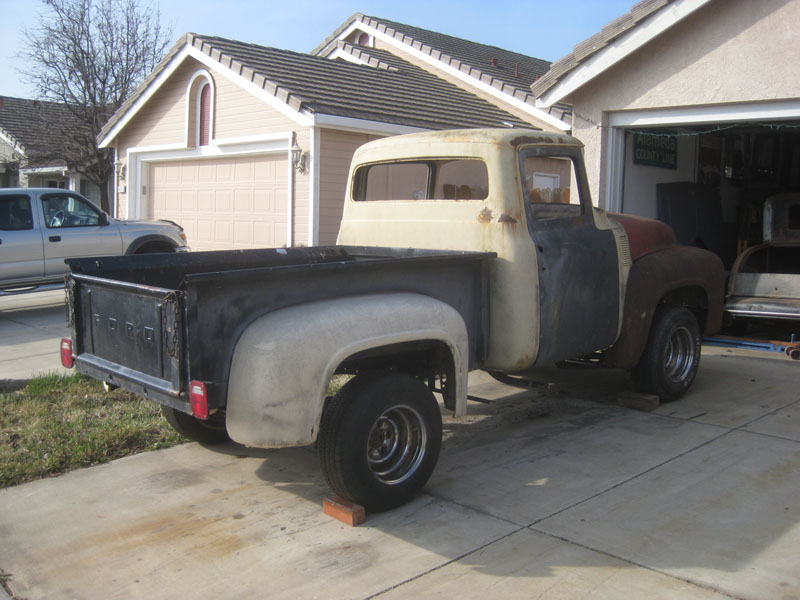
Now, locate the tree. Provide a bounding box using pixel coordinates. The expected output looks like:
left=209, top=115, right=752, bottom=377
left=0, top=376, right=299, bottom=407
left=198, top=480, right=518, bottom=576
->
left=19, top=0, right=173, bottom=212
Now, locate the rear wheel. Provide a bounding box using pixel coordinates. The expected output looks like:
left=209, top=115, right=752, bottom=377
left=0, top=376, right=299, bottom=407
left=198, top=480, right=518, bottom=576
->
left=161, top=406, right=230, bottom=444
left=317, top=372, right=442, bottom=512
left=632, top=305, right=701, bottom=402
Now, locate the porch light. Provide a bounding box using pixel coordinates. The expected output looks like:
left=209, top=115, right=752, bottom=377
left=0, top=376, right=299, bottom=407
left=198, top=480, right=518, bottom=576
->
left=291, top=142, right=306, bottom=173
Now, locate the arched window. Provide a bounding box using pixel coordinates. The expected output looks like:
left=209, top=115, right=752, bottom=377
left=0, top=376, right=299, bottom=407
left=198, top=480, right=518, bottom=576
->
left=186, top=71, right=214, bottom=148
left=198, top=83, right=211, bottom=146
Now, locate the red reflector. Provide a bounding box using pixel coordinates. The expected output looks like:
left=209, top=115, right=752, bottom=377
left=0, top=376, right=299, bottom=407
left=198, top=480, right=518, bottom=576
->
left=60, top=338, right=74, bottom=368
left=189, top=380, right=209, bottom=420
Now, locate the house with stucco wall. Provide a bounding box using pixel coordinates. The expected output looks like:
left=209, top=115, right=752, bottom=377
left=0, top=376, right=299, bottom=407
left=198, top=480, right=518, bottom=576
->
left=532, top=0, right=800, bottom=266
left=98, top=24, right=566, bottom=250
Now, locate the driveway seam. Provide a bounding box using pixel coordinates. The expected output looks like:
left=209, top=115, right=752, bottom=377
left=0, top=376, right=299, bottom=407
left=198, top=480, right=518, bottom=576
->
left=525, top=528, right=745, bottom=600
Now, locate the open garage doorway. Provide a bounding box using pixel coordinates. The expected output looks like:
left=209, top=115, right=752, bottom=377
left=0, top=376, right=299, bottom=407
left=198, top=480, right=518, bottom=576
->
left=616, top=119, right=800, bottom=270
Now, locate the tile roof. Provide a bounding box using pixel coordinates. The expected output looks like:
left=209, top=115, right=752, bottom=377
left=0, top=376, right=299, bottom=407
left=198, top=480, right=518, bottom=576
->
left=100, top=33, right=538, bottom=143
left=0, top=96, right=89, bottom=166
left=312, top=13, right=571, bottom=122
left=531, top=0, right=675, bottom=99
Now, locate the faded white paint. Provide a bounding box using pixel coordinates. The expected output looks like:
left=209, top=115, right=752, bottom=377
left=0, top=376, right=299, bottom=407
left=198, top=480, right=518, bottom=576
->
left=226, top=293, right=470, bottom=448
left=336, top=128, right=625, bottom=371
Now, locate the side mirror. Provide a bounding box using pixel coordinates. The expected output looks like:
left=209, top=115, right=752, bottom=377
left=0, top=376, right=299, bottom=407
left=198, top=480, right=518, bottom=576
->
left=99, top=213, right=109, bottom=226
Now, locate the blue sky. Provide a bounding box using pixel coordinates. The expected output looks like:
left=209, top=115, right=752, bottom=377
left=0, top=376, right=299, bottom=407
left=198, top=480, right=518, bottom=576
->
left=1, top=0, right=634, bottom=98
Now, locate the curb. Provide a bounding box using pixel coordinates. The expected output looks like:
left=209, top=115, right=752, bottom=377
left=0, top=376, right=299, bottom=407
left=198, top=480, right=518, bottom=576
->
left=0, top=379, right=30, bottom=393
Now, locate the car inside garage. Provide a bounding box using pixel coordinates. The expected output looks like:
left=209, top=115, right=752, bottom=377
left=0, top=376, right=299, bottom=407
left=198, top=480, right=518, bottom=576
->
left=618, top=119, right=800, bottom=270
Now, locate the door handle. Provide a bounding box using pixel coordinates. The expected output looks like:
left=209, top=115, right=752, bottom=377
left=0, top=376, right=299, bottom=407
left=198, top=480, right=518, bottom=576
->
left=49, top=236, right=61, bottom=242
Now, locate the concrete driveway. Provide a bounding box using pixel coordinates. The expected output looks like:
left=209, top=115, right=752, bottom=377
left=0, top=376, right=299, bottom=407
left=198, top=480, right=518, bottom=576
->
left=1, top=344, right=799, bottom=599
left=0, top=290, right=70, bottom=384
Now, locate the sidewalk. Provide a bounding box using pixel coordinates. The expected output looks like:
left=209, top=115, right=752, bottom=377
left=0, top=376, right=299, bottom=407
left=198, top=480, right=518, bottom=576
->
left=0, top=289, right=70, bottom=387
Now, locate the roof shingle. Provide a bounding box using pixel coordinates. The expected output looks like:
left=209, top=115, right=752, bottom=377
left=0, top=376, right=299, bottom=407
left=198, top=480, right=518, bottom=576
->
left=312, top=13, right=571, bottom=122
left=100, top=32, right=537, bottom=143
left=0, top=96, right=90, bottom=167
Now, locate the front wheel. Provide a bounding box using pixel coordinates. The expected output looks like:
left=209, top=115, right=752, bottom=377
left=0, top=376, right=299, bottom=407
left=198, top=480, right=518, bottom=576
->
left=317, top=372, right=442, bottom=512
left=632, top=305, right=701, bottom=402
left=162, top=406, right=230, bottom=444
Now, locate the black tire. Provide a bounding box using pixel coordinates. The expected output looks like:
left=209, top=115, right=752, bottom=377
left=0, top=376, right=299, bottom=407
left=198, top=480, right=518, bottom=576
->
left=135, top=243, right=175, bottom=254
left=632, top=305, right=701, bottom=402
left=161, top=406, right=230, bottom=444
left=317, top=372, right=442, bottom=512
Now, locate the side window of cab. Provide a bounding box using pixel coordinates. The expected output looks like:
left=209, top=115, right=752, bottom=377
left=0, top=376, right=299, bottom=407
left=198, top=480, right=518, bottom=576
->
left=519, top=151, right=584, bottom=221
left=0, top=195, right=34, bottom=230
left=41, top=193, right=102, bottom=229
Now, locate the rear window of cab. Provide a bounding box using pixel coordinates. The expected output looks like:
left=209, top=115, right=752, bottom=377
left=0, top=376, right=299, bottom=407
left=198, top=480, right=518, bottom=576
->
left=352, top=158, right=488, bottom=201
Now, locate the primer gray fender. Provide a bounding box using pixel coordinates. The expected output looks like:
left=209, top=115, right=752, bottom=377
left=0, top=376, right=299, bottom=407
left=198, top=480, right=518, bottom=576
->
left=225, top=292, right=469, bottom=448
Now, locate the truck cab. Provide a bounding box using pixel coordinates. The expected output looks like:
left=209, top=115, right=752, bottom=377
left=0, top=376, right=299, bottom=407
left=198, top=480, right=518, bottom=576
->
left=340, top=129, right=630, bottom=371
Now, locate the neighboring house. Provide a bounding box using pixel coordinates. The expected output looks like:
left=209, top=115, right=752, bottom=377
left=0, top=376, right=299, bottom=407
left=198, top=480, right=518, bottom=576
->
left=531, top=0, right=800, bottom=266
left=0, top=96, right=104, bottom=206
left=313, top=13, right=571, bottom=132
left=98, top=31, right=553, bottom=249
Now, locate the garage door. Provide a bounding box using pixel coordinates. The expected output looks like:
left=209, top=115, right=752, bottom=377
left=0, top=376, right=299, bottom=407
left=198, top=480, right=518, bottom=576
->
left=149, top=154, right=288, bottom=251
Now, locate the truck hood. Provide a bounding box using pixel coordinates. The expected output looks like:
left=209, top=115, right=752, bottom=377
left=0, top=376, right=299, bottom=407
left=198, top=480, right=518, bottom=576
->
left=114, top=218, right=183, bottom=231
left=609, top=213, right=676, bottom=261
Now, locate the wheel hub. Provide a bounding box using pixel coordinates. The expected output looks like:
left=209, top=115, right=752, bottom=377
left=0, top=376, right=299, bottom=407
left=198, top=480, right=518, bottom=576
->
left=664, top=325, right=695, bottom=382
left=366, top=405, right=426, bottom=485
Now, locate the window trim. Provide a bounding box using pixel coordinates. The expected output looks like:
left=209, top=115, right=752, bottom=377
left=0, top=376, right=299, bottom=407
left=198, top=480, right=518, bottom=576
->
left=185, top=70, right=215, bottom=148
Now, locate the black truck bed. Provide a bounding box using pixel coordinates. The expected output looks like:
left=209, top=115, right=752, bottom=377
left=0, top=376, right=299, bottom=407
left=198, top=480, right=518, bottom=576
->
left=66, top=246, right=493, bottom=413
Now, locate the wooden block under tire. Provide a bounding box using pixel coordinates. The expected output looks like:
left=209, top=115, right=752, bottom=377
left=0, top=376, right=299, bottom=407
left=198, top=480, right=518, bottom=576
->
left=323, top=496, right=367, bottom=526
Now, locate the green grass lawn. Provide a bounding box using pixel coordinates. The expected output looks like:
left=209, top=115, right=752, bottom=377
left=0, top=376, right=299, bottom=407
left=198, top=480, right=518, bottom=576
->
left=0, top=373, right=187, bottom=488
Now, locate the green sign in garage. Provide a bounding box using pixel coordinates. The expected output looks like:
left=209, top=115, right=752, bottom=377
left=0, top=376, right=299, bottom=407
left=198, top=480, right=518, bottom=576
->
left=633, top=130, right=678, bottom=169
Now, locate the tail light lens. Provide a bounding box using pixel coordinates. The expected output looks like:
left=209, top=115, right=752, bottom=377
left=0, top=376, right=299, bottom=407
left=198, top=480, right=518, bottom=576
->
left=60, top=338, right=74, bottom=368
left=189, top=380, right=209, bottom=420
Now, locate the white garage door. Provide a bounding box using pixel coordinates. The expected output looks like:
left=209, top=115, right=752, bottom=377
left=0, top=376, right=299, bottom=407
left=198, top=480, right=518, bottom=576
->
left=149, top=154, right=288, bottom=251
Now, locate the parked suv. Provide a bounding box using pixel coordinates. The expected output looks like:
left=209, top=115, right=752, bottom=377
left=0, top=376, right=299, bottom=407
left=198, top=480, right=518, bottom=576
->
left=0, top=188, right=188, bottom=291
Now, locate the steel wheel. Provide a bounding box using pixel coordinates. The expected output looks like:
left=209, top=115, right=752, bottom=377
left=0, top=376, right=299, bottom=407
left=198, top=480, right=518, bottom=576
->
left=367, top=405, right=427, bottom=485
left=632, top=305, right=701, bottom=402
left=317, top=372, right=442, bottom=512
left=664, top=325, right=695, bottom=383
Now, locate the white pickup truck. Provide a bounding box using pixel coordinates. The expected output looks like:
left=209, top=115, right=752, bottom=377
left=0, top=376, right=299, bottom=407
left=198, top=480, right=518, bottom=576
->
left=0, top=188, right=188, bottom=292
left=62, top=129, right=724, bottom=511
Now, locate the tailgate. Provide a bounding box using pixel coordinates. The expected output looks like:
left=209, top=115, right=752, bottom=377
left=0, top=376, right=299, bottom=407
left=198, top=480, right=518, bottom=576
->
left=68, top=274, right=185, bottom=406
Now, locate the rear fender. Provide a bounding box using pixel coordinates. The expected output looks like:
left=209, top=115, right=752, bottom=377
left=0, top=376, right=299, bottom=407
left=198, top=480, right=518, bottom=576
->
left=225, top=293, right=469, bottom=448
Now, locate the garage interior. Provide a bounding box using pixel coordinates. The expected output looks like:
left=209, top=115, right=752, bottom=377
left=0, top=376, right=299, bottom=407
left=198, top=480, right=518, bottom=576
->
left=619, top=119, right=800, bottom=341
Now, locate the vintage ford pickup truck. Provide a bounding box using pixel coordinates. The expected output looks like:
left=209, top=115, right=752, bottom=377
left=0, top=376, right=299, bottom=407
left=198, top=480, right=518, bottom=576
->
left=62, top=129, right=724, bottom=511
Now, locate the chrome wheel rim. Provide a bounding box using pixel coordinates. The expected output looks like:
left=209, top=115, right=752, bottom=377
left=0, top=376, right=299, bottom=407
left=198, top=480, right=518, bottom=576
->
left=664, top=325, right=695, bottom=382
left=367, top=405, right=427, bottom=485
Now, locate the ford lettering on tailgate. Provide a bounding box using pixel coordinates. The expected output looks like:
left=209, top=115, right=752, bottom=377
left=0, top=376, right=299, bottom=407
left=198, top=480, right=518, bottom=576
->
left=88, top=288, right=166, bottom=377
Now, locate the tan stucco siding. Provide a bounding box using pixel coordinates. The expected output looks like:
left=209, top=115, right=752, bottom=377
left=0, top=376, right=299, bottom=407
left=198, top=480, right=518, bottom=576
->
left=568, top=0, right=800, bottom=205
left=573, top=0, right=799, bottom=115
left=212, top=75, right=302, bottom=139
left=318, top=129, right=382, bottom=245
left=115, top=60, right=201, bottom=151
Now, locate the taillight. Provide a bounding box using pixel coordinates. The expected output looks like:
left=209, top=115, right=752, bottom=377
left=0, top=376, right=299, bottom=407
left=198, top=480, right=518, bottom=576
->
left=60, top=338, right=74, bottom=368
left=189, top=380, right=209, bottom=420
